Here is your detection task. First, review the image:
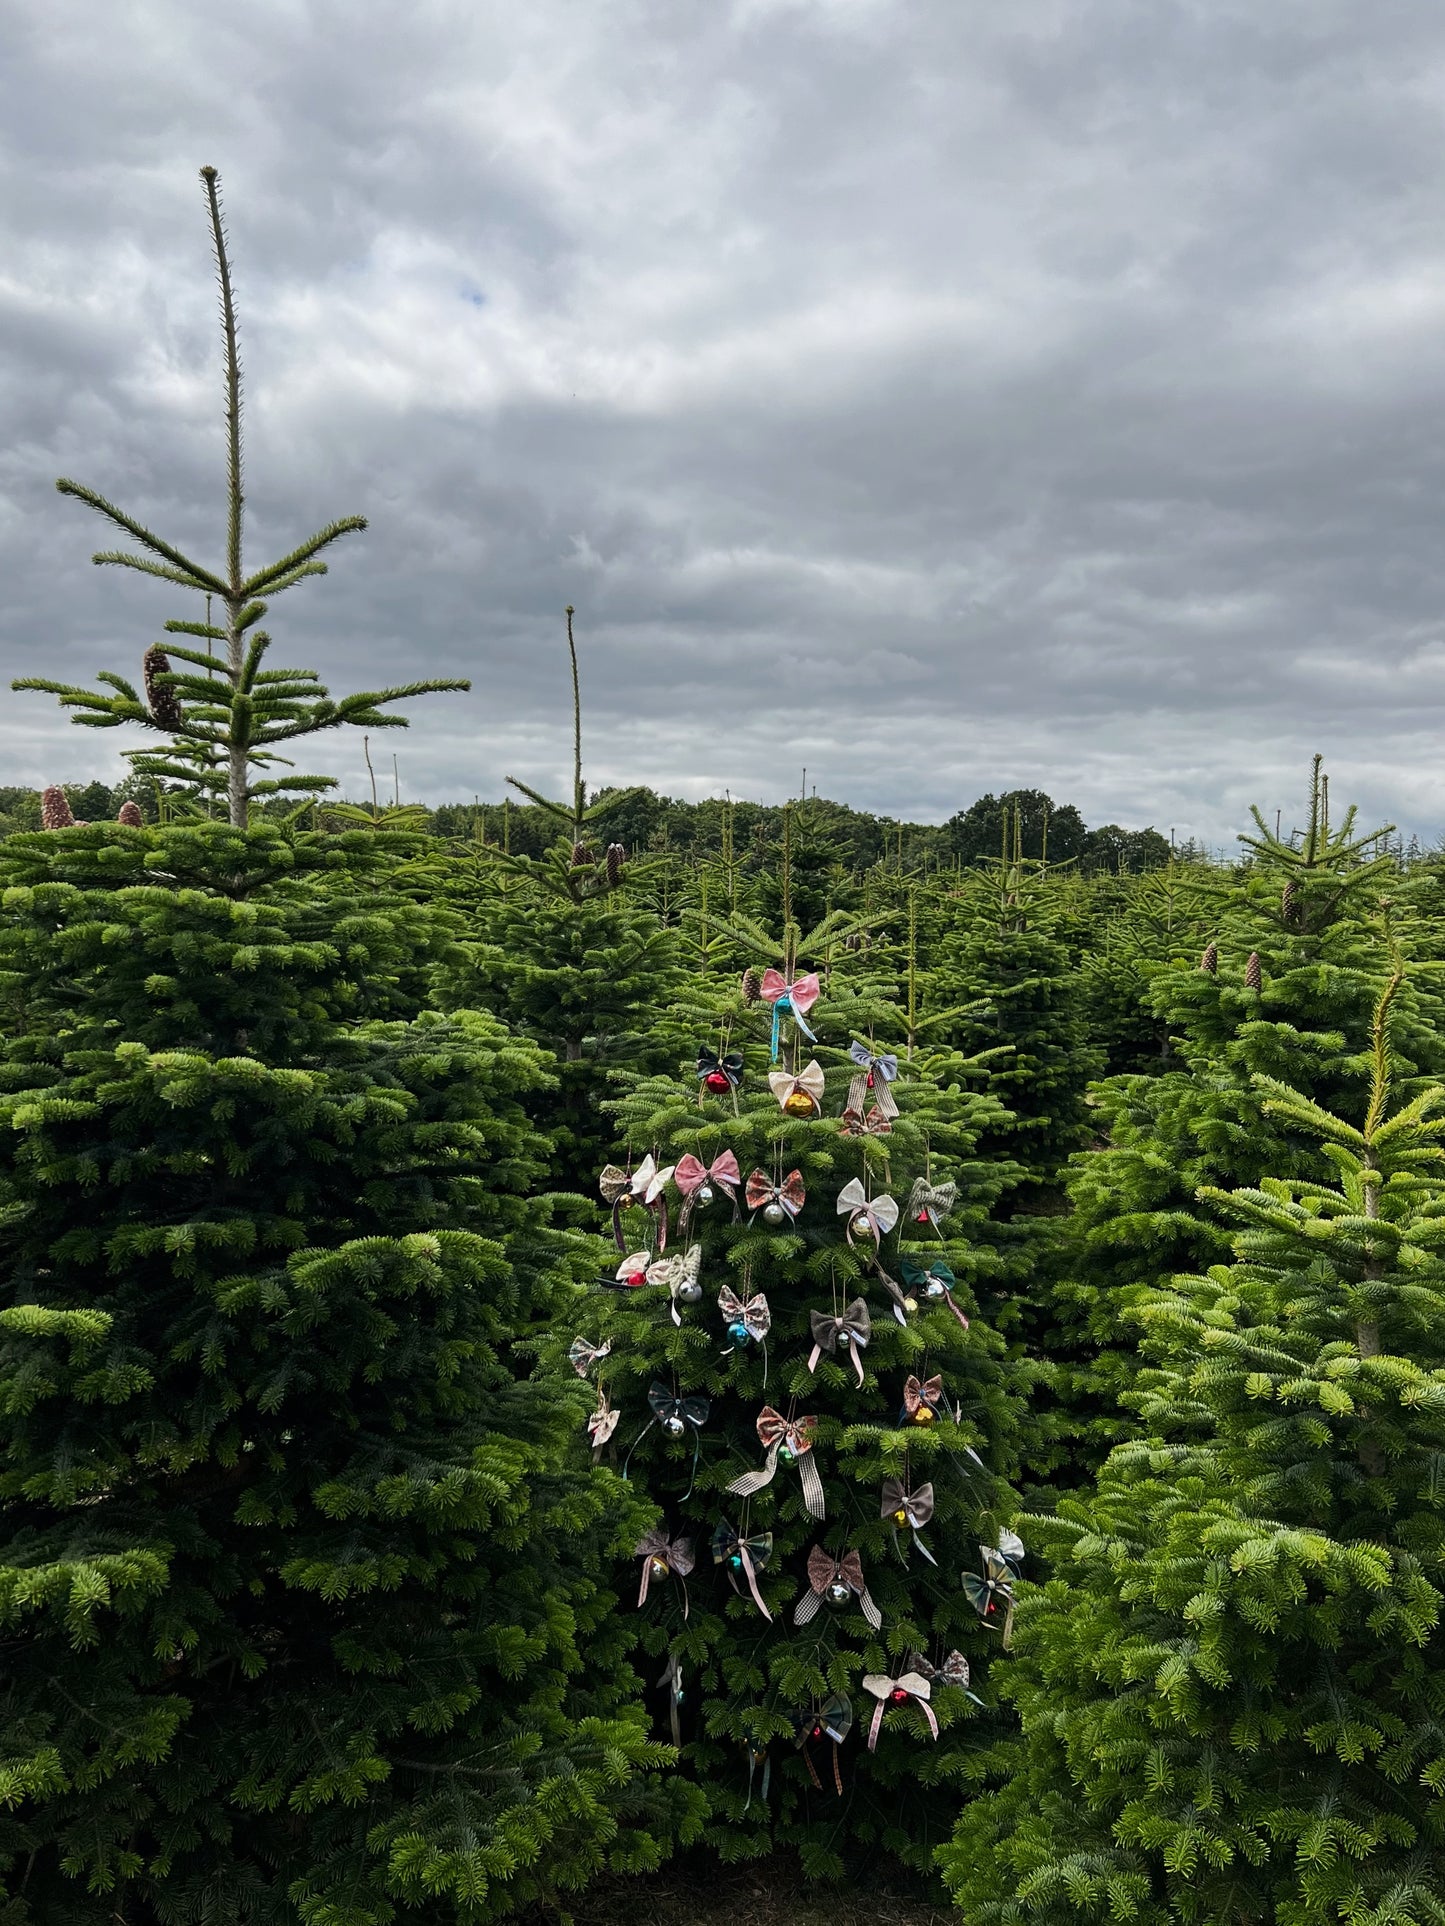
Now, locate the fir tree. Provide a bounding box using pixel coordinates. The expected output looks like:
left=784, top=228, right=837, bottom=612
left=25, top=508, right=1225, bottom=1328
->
left=941, top=964, right=1445, bottom=1924
left=14, top=167, right=466, bottom=826
left=0, top=820, right=701, bottom=1925
left=560, top=888, right=1032, bottom=1881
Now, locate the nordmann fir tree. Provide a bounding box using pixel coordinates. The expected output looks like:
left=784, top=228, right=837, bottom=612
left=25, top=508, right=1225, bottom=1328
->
left=559, top=877, right=1033, bottom=1883
left=1049, top=759, right=1445, bottom=1476
left=14, top=167, right=466, bottom=825
left=0, top=818, right=702, bottom=1925
left=942, top=963, right=1445, bottom=1926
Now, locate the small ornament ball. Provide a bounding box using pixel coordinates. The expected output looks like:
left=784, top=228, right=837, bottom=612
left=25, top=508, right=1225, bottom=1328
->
left=727, top=1320, right=750, bottom=1344
left=662, top=1414, right=687, bottom=1439
left=779, top=1443, right=795, bottom=1463
left=676, top=1277, right=703, bottom=1304
left=924, top=1278, right=947, bottom=1300
left=891, top=1507, right=908, bottom=1526
left=763, top=1201, right=787, bottom=1225
left=889, top=1687, right=909, bottom=1704
left=783, top=1090, right=815, bottom=1117
left=704, top=1070, right=731, bottom=1094
left=911, top=1406, right=935, bottom=1427
left=825, top=1579, right=852, bottom=1609
left=697, top=1182, right=715, bottom=1205
left=649, top=1556, right=670, bottom=1579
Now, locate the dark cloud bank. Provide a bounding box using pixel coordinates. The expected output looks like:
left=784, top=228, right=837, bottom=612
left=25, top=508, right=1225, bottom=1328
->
left=5, top=0, right=1445, bottom=848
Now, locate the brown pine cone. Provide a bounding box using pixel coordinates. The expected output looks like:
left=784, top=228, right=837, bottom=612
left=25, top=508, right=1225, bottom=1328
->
left=116, top=801, right=145, bottom=827
left=606, top=843, right=626, bottom=886
left=1245, top=951, right=1262, bottom=992
left=144, top=645, right=184, bottom=731
left=1199, top=941, right=1218, bottom=975
left=40, top=785, right=76, bottom=830
left=740, top=967, right=762, bottom=1003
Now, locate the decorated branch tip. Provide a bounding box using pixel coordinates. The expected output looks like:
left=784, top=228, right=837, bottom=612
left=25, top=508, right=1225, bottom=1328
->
left=15, top=165, right=469, bottom=827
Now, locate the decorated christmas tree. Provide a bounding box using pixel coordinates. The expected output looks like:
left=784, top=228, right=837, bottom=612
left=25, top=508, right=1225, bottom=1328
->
left=941, top=962, right=1445, bottom=1923
left=556, top=890, right=1034, bottom=1880
left=0, top=820, right=702, bottom=1924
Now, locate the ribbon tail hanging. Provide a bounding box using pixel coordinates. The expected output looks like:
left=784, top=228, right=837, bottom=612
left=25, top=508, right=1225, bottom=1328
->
left=848, top=1341, right=865, bottom=1389
left=727, top=1442, right=780, bottom=1500
left=739, top=1545, right=772, bottom=1621
left=793, top=1588, right=822, bottom=1627
left=612, top=1198, right=626, bottom=1251
left=913, top=1530, right=938, bottom=1568
left=831, top=1747, right=843, bottom=1796
left=797, top=1451, right=826, bottom=1521
left=919, top=1699, right=940, bottom=1740
left=806, top=1342, right=823, bottom=1375
left=761, top=1338, right=768, bottom=1391
left=621, top=1417, right=655, bottom=1483
left=769, top=1000, right=784, bottom=1062
left=866, top=1700, right=886, bottom=1752
left=859, top=1582, right=883, bottom=1631
left=684, top=1429, right=701, bottom=1504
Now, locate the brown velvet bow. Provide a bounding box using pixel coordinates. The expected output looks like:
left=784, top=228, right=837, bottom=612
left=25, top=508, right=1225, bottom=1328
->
left=806, top=1300, right=871, bottom=1387
left=880, top=1477, right=936, bottom=1564
left=902, top=1373, right=948, bottom=1421
left=726, top=1407, right=825, bottom=1519
left=635, top=1528, right=695, bottom=1616
left=793, top=1544, right=883, bottom=1630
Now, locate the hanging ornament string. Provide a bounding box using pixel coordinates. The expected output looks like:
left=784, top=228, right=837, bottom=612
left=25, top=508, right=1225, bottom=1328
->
left=623, top=1383, right=711, bottom=1497
left=710, top=1520, right=774, bottom=1620
left=759, top=967, right=821, bottom=1062
left=792, top=1545, right=882, bottom=1629
left=674, top=1148, right=741, bottom=1233
left=727, top=1407, right=825, bottom=1519
left=860, top=1672, right=938, bottom=1751
left=806, top=1299, right=871, bottom=1388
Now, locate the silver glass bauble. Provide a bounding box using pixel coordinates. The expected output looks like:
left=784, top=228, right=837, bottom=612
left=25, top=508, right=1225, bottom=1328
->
left=924, top=1278, right=947, bottom=1300
left=825, top=1580, right=853, bottom=1609
left=763, top=1202, right=787, bottom=1225
left=697, top=1183, right=714, bottom=1206
left=661, top=1414, right=687, bottom=1438
left=676, top=1277, right=703, bottom=1304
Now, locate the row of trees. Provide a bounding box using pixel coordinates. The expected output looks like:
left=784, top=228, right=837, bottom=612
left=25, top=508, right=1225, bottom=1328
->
left=7, top=167, right=1445, bottom=1923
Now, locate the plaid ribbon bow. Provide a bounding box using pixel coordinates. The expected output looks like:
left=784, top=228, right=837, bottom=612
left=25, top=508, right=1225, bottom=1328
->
left=710, top=1521, right=774, bottom=1620
left=727, top=1407, right=825, bottom=1519
left=899, top=1257, right=971, bottom=1334
left=847, top=1040, right=900, bottom=1119
left=792, top=1544, right=883, bottom=1630
left=908, top=1176, right=958, bottom=1233
left=792, top=1693, right=853, bottom=1796
left=860, top=1672, right=938, bottom=1751
left=806, top=1300, right=871, bottom=1387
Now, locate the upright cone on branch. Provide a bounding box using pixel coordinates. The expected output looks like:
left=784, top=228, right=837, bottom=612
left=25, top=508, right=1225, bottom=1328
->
left=116, top=800, right=144, bottom=827
left=1199, top=941, right=1218, bottom=975
left=740, top=967, right=763, bottom=1003
left=40, top=786, right=76, bottom=830
left=143, top=645, right=184, bottom=731
left=1245, top=951, right=1262, bottom=992
left=606, top=842, right=626, bottom=887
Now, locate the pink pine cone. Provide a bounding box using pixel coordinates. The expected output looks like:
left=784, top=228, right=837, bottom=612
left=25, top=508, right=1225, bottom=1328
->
left=116, top=801, right=144, bottom=827
left=40, top=786, right=77, bottom=830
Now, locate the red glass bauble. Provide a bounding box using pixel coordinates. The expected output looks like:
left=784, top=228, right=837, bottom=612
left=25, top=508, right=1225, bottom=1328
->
left=704, top=1070, right=731, bottom=1093
left=890, top=1688, right=908, bottom=1704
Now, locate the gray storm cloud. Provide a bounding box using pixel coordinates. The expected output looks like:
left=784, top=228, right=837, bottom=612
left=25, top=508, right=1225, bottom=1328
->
left=4, top=0, right=1445, bottom=847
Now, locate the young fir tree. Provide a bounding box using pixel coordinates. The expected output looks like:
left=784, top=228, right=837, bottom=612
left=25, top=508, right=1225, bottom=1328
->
left=941, top=966, right=1445, bottom=1925
left=559, top=889, right=1032, bottom=1882
left=439, top=609, right=679, bottom=1193
left=0, top=819, right=701, bottom=1926
left=14, top=166, right=465, bottom=825
left=1047, top=760, right=1445, bottom=1475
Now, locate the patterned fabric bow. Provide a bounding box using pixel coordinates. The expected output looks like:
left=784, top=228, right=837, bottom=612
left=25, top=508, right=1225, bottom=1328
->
left=791, top=1693, right=853, bottom=1796
left=848, top=1040, right=900, bottom=1119
left=792, top=1544, right=882, bottom=1629
left=635, top=1528, right=695, bottom=1616
left=836, top=1177, right=900, bottom=1247
left=624, top=1383, right=711, bottom=1498
left=899, top=1257, right=971, bottom=1334
left=838, top=1102, right=892, bottom=1138
left=745, top=1167, right=806, bottom=1222
left=710, top=1521, right=774, bottom=1620
left=718, top=1286, right=771, bottom=1386
left=598, top=1154, right=675, bottom=1249
left=860, top=1671, right=938, bottom=1752
left=908, top=1176, right=959, bottom=1233
left=586, top=1388, right=619, bottom=1460
left=727, top=1407, right=825, bottom=1519
left=760, top=967, right=821, bottom=1060
left=962, top=1545, right=1017, bottom=1646
left=912, top=1648, right=971, bottom=1691
left=568, top=1335, right=612, bottom=1378
left=695, top=1047, right=744, bottom=1099
left=768, top=1060, right=826, bottom=1118
left=807, top=1300, right=871, bottom=1387
left=648, top=1244, right=702, bottom=1326
left=880, top=1477, right=936, bottom=1565
left=674, top=1149, right=741, bottom=1232
left=901, top=1373, right=952, bottom=1425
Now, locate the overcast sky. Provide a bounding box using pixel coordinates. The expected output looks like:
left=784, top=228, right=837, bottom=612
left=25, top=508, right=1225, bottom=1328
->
left=5, top=1, right=1445, bottom=847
